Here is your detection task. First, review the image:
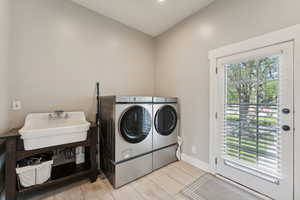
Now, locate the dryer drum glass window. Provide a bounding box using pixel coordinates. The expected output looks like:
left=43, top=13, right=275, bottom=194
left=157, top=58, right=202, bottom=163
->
left=120, top=106, right=152, bottom=143
left=155, top=105, right=177, bottom=136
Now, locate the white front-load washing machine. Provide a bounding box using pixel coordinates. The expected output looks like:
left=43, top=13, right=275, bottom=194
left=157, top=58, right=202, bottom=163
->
left=100, top=96, right=153, bottom=188
left=152, top=97, right=179, bottom=170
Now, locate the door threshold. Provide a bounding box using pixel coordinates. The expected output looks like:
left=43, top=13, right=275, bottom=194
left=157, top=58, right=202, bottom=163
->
left=216, top=174, right=273, bottom=200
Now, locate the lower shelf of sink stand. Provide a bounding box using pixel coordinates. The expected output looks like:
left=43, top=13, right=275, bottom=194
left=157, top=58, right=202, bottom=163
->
left=3, top=126, right=98, bottom=200
left=19, top=163, right=95, bottom=194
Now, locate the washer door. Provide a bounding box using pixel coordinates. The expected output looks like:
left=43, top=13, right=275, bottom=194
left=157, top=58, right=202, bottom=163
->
left=154, top=105, right=178, bottom=136
left=120, top=105, right=152, bottom=143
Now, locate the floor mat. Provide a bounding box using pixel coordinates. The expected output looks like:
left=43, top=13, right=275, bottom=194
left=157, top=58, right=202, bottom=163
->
left=181, top=174, right=264, bottom=200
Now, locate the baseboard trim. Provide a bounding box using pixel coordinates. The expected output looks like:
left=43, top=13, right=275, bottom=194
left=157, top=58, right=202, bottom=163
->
left=181, top=153, right=214, bottom=174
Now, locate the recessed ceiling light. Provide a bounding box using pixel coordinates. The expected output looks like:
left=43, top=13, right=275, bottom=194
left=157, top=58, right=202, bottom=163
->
left=157, top=0, right=166, bottom=4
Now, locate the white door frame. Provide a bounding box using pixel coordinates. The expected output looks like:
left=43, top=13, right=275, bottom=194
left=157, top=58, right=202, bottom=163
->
left=209, top=24, right=300, bottom=200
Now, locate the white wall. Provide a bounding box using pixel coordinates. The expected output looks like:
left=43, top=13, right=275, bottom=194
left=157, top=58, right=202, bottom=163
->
left=9, top=0, right=155, bottom=128
left=9, top=0, right=300, bottom=162
left=0, top=0, right=10, bottom=194
left=0, top=0, right=10, bottom=134
left=155, top=0, right=300, bottom=163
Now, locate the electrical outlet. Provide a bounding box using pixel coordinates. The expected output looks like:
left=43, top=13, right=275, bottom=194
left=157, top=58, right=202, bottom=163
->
left=12, top=100, right=22, bottom=110
left=192, top=145, right=197, bottom=154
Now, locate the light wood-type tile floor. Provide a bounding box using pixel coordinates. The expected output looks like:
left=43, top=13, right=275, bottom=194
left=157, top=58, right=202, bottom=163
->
left=20, top=161, right=206, bottom=200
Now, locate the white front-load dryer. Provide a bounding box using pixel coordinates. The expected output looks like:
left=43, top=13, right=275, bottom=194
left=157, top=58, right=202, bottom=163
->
left=115, top=100, right=153, bottom=162
left=100, top=96, right=153, bottom=188
left=153, top=97, right=178, bottom=150
left=153, top=97, right=179, bottom=170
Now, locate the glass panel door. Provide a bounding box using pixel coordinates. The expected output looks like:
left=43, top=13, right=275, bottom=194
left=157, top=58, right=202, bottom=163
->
left=224, top=54, right=280, bottom=177
left=216, top=41, right=294, bottom=200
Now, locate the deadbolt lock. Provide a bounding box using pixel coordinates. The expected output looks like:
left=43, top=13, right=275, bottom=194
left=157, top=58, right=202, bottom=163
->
left=282, top=108, right=290, bottom=114
left=282, top=125, right=291, bottom=131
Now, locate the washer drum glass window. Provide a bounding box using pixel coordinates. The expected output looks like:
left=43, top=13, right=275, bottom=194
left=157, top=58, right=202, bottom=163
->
left=120, top=106, right=152, bottom=143
left=155, top=105, right=177, bottom=136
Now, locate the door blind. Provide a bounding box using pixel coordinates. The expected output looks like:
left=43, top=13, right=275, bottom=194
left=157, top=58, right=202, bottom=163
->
left=223, top=54, right=281, bottom=178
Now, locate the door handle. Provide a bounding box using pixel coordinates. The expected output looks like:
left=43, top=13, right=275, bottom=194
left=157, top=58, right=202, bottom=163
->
left=282, top=125, right=291, bottom=131
left=282, top=108, right=290, bottom=114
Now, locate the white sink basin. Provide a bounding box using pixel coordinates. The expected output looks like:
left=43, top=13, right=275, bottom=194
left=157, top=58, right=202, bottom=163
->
left=19, top=112, right=90, bottom=150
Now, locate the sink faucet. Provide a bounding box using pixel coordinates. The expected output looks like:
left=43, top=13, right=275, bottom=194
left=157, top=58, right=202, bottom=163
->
left=54, top=110, right=64, bottom=118
left=49, top=110, right=69, bottom=119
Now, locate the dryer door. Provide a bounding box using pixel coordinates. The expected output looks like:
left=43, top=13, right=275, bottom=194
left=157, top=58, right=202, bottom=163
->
left=120, top=105, right=152, bottom=143
left=154, top=105, right=178, bottom=136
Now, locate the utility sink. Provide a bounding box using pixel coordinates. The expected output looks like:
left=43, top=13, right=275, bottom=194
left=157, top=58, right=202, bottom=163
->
left=19, top=112, right=90, bottom=150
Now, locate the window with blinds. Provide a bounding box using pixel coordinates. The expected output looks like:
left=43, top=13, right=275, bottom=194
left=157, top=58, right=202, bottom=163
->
left=223, top=54, right=281, bottom=179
